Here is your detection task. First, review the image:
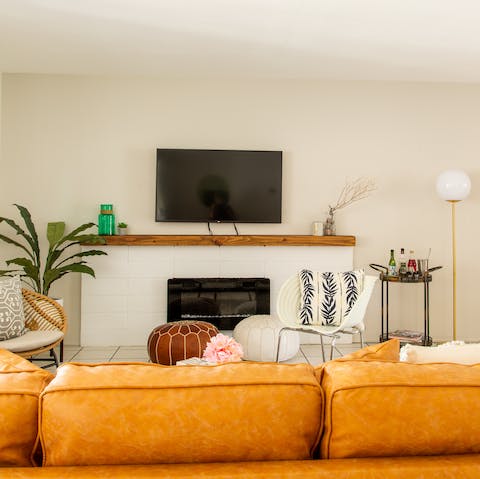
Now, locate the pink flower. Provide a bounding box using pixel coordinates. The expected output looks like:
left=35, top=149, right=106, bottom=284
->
left=202, top=333, right=244, bottom=364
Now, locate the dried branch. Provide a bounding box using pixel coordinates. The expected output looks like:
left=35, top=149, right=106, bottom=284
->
left=329, top=177, right=376, bottom=215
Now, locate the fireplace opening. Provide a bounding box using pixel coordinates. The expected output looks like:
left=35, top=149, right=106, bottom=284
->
left=167, top=278, right=270, bottom=330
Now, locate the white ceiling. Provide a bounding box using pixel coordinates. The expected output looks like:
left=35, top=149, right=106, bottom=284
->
left=2, top=0, right=480, bottom=82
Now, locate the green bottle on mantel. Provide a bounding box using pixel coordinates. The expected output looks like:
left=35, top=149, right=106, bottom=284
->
left=98, top=204, right=116, bottom=235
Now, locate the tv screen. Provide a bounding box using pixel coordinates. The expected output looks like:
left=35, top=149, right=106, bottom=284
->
left=155, top=149, right=282, bottom=223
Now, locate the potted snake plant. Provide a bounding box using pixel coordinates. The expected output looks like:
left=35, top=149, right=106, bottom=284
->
left=0, top=204, right=107, bottom=296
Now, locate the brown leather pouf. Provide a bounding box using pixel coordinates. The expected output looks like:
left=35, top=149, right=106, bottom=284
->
left=147, top=321, right=219, bottom=365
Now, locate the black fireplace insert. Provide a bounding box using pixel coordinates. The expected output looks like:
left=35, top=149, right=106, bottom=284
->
left=167, top=278, right=270, bottom=330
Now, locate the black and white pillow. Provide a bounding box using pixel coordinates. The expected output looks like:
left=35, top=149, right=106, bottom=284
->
left=0, top=276, right=27, bottom=341
left=340, top=270, right=364, bottom=318
left=319, top=271, right=342, bottom=326
left=298, top=269, right=364, bottom=327
left=298, top=269, right=318, bottom=325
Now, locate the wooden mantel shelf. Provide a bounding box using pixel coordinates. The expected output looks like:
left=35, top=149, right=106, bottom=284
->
left=93, top=235, right=356, bottom=247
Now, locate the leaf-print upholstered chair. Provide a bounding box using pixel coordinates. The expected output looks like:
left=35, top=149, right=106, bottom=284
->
left=275, top=274, right=377, bottom=362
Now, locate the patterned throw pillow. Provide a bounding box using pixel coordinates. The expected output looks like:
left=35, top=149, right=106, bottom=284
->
left=0, top=276, right=27, bottom=341
left=298, top=270, right=318, bottom=325
left=298, top=269, right=364, bottom=326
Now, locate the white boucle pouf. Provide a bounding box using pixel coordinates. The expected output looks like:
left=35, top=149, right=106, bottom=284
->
left=233, top=314, right=300, bottom=362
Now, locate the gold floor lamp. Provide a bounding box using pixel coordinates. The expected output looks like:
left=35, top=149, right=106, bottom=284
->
left=436, top=170, right=471, bottom=341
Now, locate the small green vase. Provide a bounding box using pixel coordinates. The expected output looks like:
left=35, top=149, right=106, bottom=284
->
left=98, top=204, right=116, bottom=235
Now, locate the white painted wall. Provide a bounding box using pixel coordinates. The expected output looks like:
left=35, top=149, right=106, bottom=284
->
left=1, top=74, right=480, bottom=345
left=0, top=73, right=2, bottom=176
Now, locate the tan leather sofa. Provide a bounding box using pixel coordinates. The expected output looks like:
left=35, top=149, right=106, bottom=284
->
left=2, top=341, right=480, bottom=478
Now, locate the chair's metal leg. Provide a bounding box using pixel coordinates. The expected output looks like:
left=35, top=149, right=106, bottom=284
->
left=330, top=336, right=337, bottom=361
left=276, top=328, right=285, bottom=362
left=319, top=334, right=326, bottom=362
left=359, top=330, right=365, bottom=348
left=50, top=348, right=59, bottom=368
left=60, top=340, right=64, bottom=363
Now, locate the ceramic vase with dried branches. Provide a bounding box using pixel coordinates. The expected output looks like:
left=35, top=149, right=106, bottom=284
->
left=323, top=178, right=376, bottom=235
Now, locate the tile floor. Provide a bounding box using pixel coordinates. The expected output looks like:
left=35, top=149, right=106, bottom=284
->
left=36, top=342, right=366, bottom=371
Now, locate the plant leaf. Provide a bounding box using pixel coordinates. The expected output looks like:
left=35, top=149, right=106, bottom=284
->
left=1, top=207, right=107, bottom=295
left=13, top=204, right=40, bottom=259
left=55, top=249, right=107, bottom=267
left=46, top=249, right=62, bottom=266
left=57, top=223, right=97, bottom=245
left=57, top=237, right=106, bottom=256
left=69, top=234, right=106, bottom=244
left=0, top=233, right=35, bottom=259
left=5, top=257, right=40, bottom=290
left=0, top=216, right=28, bottom=237
left=42, top=269, right=61, bottom=295
left=0, top=269, right=23, bottom=276
left=43, top=263, right=96, bottom=295
left=47, top=222, right=65, bottom=247
left=0, top=270, right=36, bottom=289
left=0, top=216, right=37, bottom=260
left=5, top=257, right=39, bottom=278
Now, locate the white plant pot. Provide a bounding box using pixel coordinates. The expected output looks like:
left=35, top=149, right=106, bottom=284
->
left=118, top=228, right=128, bottom=235
left=51, top=297, right=64, bottom=307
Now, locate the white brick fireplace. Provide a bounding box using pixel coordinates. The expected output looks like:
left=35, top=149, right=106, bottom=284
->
left=81, top=243, right=354, bottom=346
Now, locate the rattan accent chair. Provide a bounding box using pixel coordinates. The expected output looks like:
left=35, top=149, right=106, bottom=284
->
left=0, top=289, right=67, bottom=368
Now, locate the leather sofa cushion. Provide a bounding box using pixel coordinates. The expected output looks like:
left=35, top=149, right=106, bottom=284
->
left=3, top=455, right=480, bottom=478
left=0, top=349, right=53, bottom=466
left=321, top=360, right=480, bottom=458
left=40, top=361, right=323, bottom=467
left=314, top=339, right=400, bottom=382
left=335, top=339, right=399, bottom=362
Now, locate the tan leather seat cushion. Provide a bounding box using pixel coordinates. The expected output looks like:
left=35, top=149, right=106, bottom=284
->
left=3, top=455, right=480, bottom=478
left=40, top=361, right=323, bottom=467
left=0, top=349, right=53, bottom=466
left=334, top=339, right=400, bottom=362
left=314, top=339, right=400, bottom=382
left=321, top=360, right=480, bottom=458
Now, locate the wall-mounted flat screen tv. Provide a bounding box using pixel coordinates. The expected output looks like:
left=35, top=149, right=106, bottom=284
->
left=156, top=149, right=282, bottom=223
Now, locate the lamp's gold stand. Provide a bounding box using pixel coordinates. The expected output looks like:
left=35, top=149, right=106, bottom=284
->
left=450, top=200, right=458, bottom=341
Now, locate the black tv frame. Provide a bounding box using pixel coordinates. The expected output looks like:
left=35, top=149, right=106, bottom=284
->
left=155, top=148, right=283, bottom=224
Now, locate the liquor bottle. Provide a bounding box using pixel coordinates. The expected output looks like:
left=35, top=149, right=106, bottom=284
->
left=388, top=249, right=397, bottom=276
left=407, top=250, right=417, bottom=273
left=398, top=248, right=407, bottom=276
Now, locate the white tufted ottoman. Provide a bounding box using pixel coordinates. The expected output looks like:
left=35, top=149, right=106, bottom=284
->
left=233, top=314, right=300, bottom=362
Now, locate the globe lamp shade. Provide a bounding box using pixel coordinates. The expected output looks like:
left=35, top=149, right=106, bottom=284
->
left=436, top=170, right=471, bottom=201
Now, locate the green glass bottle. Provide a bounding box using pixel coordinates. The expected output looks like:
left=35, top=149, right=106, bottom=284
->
left=98, top=204, right=115, bottom=235
left=388, top=249, right=397, bottom=276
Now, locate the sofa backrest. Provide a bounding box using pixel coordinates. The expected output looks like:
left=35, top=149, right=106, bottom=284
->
left=320, top=359, right=480, bottom=459
left=39, top=361, right=323, bottom=467
left=0, top=349, right=53, bottom=467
